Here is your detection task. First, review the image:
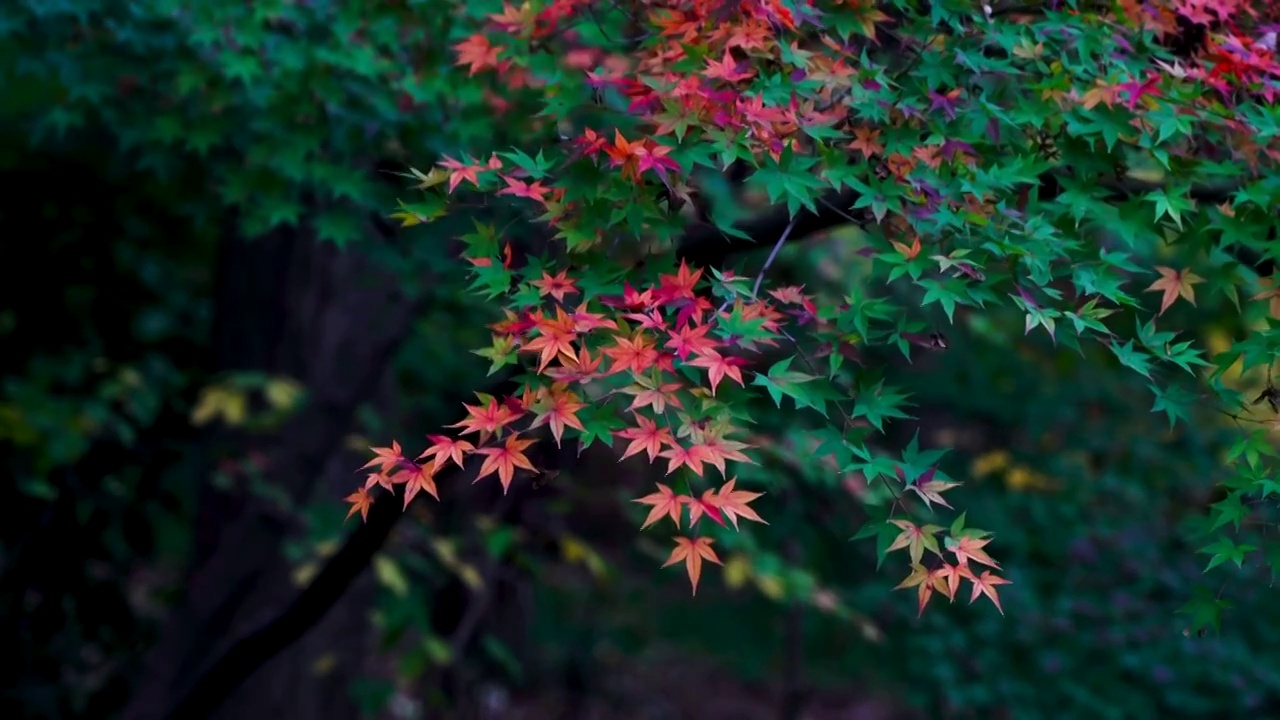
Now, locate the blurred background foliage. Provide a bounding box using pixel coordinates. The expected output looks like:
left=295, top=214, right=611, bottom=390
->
left=2, top=1, right=1278, bottom=719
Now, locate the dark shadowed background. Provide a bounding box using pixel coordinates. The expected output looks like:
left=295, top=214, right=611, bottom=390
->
left=3, top=2, right=1280, bottom=720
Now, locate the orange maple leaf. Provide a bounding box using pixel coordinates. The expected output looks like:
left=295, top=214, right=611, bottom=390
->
left=602, top=331, right=660, bottom=377
left=449, top=396, right=523, bottom=439
left=522, top=307, right=579, bottom=372
left=1146, top=265, right=1203, bottom=315
left=890, top=235, right=922, bottom=260
left=454, top=34, right=504, bottom=76
left=474, top=434, right=537, bottom=493
left=622, top=378, right=684, bottom=414
left=634, top=483, right=687, bottom=529
left=658, top=442, right=713, bottom=476
left=894, top=563, right=950, bottom=617
left=686, top=488, right=727, bottom=528
left=530, top=268, right=577, bottom=303
left=361, top=440, right=405, bottom=475
left=696, top=436, right=754, bottom=477
left=685, top=350, right=747, bottom=395
left=663, top=535, right=723, bottom=596
left=529, top=386, right=586, bottom=446
left=709, top=478, right=766, bottom=529
left=416, top=435, right=475, bottom=473
left=395, top=463, right=440, bottom=508
left=1251, top=276, right=1280, bottom=319
left=968, top=570, right=1012, bottom=615
left=344, top=487, right=374, bottom=522
left=908, top=478, right=961, bottom=510
left=946, top=534, right=1001, bottom=571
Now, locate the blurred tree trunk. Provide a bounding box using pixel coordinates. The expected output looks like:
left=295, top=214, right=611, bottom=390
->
left=125, top=222, right=420, bottom=720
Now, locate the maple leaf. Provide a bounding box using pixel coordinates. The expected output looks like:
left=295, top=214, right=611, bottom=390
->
left=475, top=434, right=537, bottom=493
left=894, top=563, right=950, bottom=617
left=364, top=471, right=394, bottom=493
left=885, top=519, right=944, bottom=565
left=704, top=49, right=756, bottom=82
left=344, top=487, right=374, bottom=522
left=529, top=386, right=586, bottom=446
left=544, top=345, right=604, bottom=383
left=416, top=435, right=476, bottom=473
left=890, top=235, right=922, bottom=260
left=449, top=396, right=523, bottom=439
left=361, top=440, right=406, bottom=475
left=602, top=331, right=660, bottom=377
left=1251, top=276, right=1280, bottom=319
left=522, top=307, right=579, bottom=372
left=709, top=478, right=767, bottom=530
left=454, top=34, right=504, bottom=76
left=946, top=534, right=1001, bottom=571
left=653, top=260, right=704, bottom=305
left=658, top=442, right=713, bottom=476
left=635, top=483, right=687, bottom=529
left=685, top=350, right=748, bottom=395
left=908, top=478, right=961, bottom=510
left=617, top=414, right=676, bottom=462
left=1146, top=266, right=1203, bottom=316
left=662, top=536, right=723, bottom=596
left=395, top=462, right=440, bottom=508
left=695, top=436, right=754, bottom=476
left=968, top=570, right=1012, bottom=615
left=686, top=488, right=727, bottom=527
left=622, top=378, right=684, bottom=414
left=530, top=268, right=577, bottom=303
left=665, top=322, right=717, bottom=360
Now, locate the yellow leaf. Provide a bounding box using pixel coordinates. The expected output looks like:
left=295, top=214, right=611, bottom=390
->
left=263, top=377, right=303, bottom=411
left=292, top=561, right=318, bottom=587
left=191, top=385, right=249, bottom=427
left=755, top=573, right=786, bottom=601
left=457, top=563, right=484, bottom=591
left=373, top=555, right=409, bottom=597
left=314, top=539, right=339, bottom=558
left=971, top=449, right=1011, bottom=478
left=561, top=535, right=607, bottom=580
left=722, top=554, right=752, bottom=590
left=1004, top=464, right=1056, bottom=492
left=311, top=653, right=337, bottom=676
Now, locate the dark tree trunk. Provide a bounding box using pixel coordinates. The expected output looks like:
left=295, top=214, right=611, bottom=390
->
left=125, top=222, right=420, bottom=720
